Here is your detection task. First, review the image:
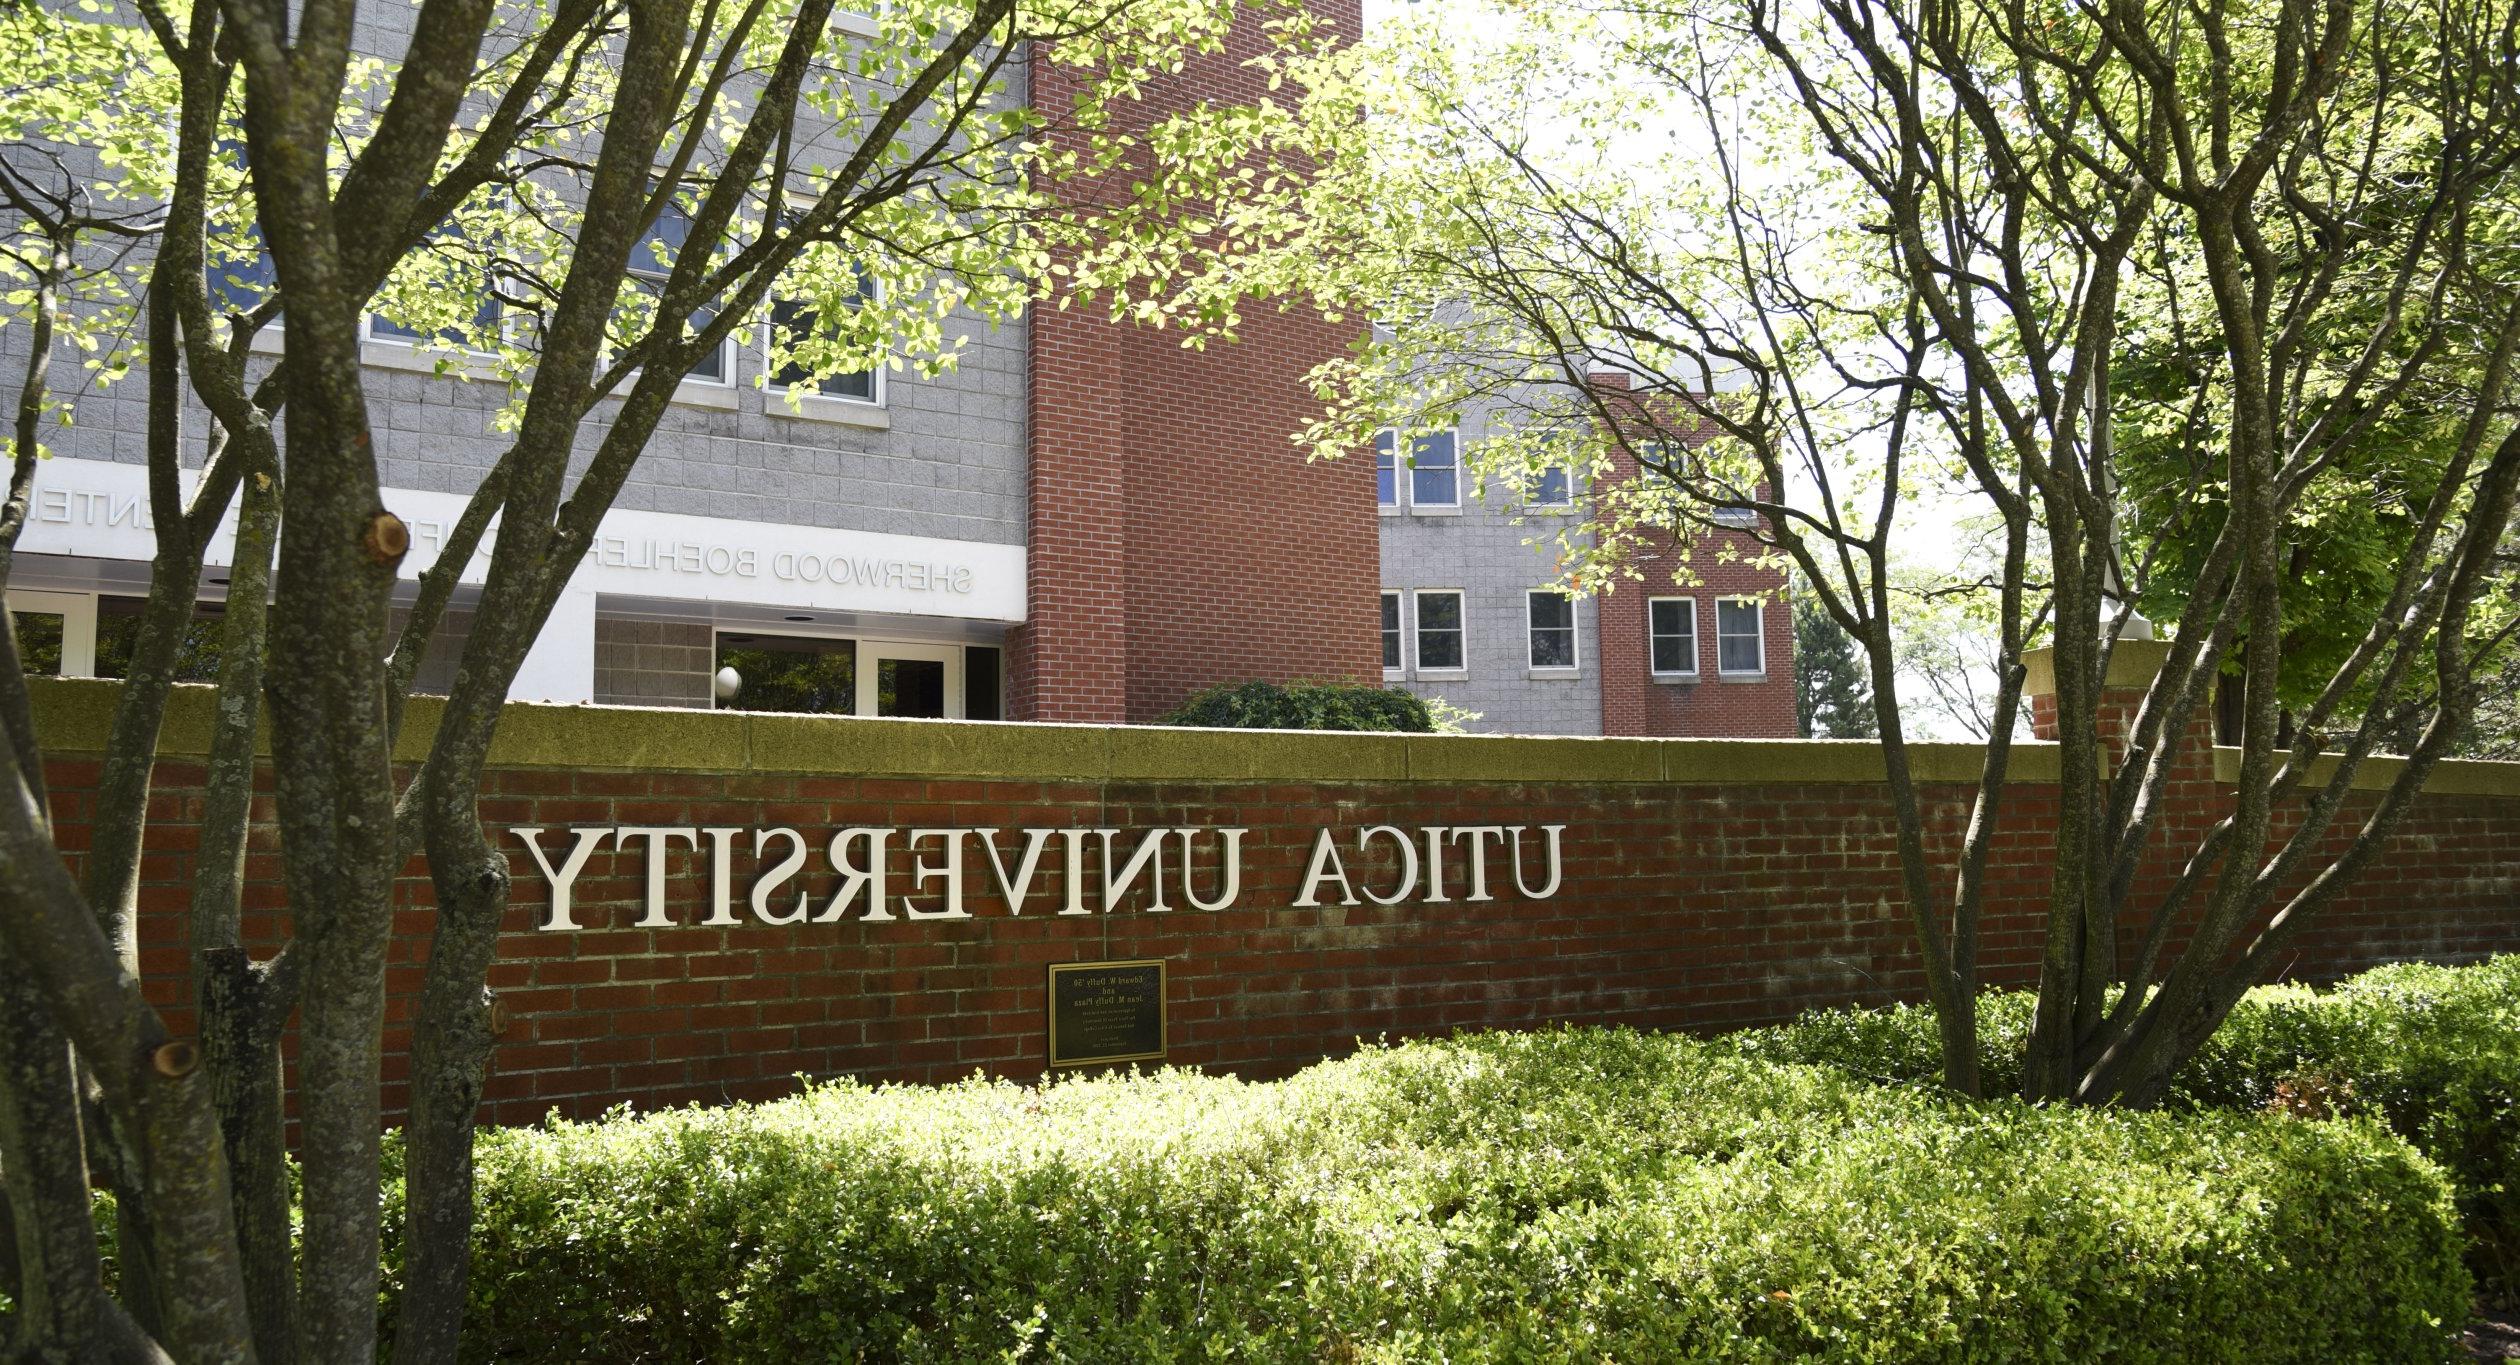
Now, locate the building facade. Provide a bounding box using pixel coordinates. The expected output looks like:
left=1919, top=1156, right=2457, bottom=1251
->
left=1376, top=404, right=1797, bottom=738
left=4, top=5, right=1381, bottom=728
left=5, top=0, right=1797, bottom=738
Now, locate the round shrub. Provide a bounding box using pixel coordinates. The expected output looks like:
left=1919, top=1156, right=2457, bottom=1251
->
left=1157, top=680, right=1435, bottom=732
left=1722, top=955, right=2520, bottom=1302
left=422, top=1029, right=2468, bottom=1362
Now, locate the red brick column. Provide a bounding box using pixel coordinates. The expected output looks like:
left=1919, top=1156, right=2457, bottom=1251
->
left=1015, top=8, right=1378, bottom=723
left=1011, top=277, right=1131, bottom=724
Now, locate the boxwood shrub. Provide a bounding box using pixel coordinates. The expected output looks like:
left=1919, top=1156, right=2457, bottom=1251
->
left=1720, top=954, right=2520, bottom=1301
left=414, top=1029, right=2468, bottom=1362
left=1157, top=680, right=1435, bottom=732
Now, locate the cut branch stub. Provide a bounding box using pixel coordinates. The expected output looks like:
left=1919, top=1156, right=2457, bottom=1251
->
left=152, top=1038, right=203, bottom=1078
left=363, top=511, right=411, bottom=568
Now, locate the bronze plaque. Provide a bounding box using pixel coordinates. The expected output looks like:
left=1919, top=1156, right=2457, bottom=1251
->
left=1046, top=959, right=1167, bottom=1068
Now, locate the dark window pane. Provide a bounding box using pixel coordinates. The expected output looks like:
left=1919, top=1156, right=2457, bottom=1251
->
left=769, top=297, right=876, bottom=400
left=95, top=596, right=224, bottom=683
left=12, top=610, right=64, bottom=676
left=1380, top=592, right=1401, bottom=670
left=1532, top=465, right=1571, bottom=506
left=1375, top=431, right=1398, bottom=506
left=628, top=199, right=728, bottom=382
left=1650, top=599, right=1696, bottom=674
left=1416, top=592, right=1464, bottom=670
left=1528, top=592, right=1575, bottom=668
left=1717, top=600, right=1763, bottom=674
left=877, top=657, right=946, bottom=718
left=1409, top=431, right=1458, bottom=506
left=371, top=291, right=500, bottom=346
left=211, top=227, right=276, bottom=318
left=965, top=645, right=1003, bottom=720
left=1528, top=592, right=1574, bottom=669
left=715, top=634, right=856, bottom=714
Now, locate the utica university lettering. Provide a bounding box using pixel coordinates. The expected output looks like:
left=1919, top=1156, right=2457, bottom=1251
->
left=511, top=824, right=1567, bottom=931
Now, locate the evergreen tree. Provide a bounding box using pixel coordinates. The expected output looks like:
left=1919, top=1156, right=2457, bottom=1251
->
left=1796, top=593, right=1877, bottom=738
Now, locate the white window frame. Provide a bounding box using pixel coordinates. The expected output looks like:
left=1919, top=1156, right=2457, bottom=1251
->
left=1403, top=428, right=1462, bottom=514
left=1716, top=596, right=1766, bottom=679
left=6, top=590, right=99, bottom=677
left=1374, top=431, right=1401, bottom=514
left=1379, top=589, right=1405, bottom=680
left=1411, top=587, right=1468, bottom=678
left=1524, top=588, right=1579, bottom=674
left=1647, top=595, right=1698, bottom=680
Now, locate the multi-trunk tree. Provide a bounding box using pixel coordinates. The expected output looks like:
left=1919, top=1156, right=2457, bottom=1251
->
left=1212, top=0, right=2520, bottom=1104
left=0, top=0, right=1302, bottom=1358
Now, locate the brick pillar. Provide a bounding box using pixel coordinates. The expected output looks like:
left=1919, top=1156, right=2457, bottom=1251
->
left=1010, top=276, right=1131, bottom=724
left=2022, top=639, right=2174, bottom=749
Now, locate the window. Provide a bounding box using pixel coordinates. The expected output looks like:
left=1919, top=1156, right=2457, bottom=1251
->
left=1380, top=591, right=1403, bottom=674
left=626, top=197, right=730, bottom=384
left=1648, top=597, right=1697, bottom=677
left=768, top=262, right=880, bottom=403
left=367, top=211, right=504, bottom=352
left=1529, top=462, right=1572, bottom=509
left=1526, top=590, right=1576, bottom=670
left=1712, top=502, right=1763, bottom=530
left=714, top=633, right=857, bottom=713
left=210, top=226, right=276, bottom=320
left=208, top=141, right=276, bottom=331
left=96, top=595, right=226, bottom=683
left=1412, top=589, right=1464, bottom=673
left=1374, top=432, right=1399, bottom=510
left=1407, top=430, right=1460, bottom=508
left=1717, top=598, right=1765, bottom=677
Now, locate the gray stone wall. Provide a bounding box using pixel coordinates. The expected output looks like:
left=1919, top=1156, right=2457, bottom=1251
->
left=1378, top=413, right=1604, bottom=736
left=592, top=619, right=715, bottom=709
left=3, top=2, right=1032, bottom=552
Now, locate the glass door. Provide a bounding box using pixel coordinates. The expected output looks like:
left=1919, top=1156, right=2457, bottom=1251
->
left=858, top=641, right=962, bottom=719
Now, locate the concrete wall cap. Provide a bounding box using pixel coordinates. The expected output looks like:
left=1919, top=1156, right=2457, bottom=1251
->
left=24, top=677, right=2520, bottom=796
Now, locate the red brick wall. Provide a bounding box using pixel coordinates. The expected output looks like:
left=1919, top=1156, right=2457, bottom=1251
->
left=42, top=720, right=2519, bottom=1129
left=1596, top=538, right=1799, bottom=738
left=1585, top=385, right=1798, bottom=737
left=1018, top=2, right=1380, bottom=724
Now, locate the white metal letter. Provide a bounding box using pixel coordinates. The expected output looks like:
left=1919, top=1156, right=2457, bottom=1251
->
left=1173, top=827, right=1245, bottom=912
left=901, top=829, right=972, bottom=920
left=1449, top=826, right=1505, bottom=903
left=976, top=828, right=1056, bottom=915
left=513, top=827, right=606, bottom=932
left=1507, top=824, right=1566, bottom=899
left=750, top=828, right=811, bottom=925
left=613, top=827, right=696, bottom=929
left=821, top=827, right=893, bottom=922
left=1358, top=826, right=1420, bottom=907
left=1293, top=828, right=1357, bottom=908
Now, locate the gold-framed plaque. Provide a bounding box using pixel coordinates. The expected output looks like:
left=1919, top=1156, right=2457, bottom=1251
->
left=1046, top=959, right=1167, bottom=1068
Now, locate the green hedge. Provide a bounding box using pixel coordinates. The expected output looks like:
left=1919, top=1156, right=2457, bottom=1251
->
left=1157, top=680, right=1435, bottom=732
left=411, top=1029, right=2468, bottom=1362
left=1720, top=954, right=2520, bottom=1301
